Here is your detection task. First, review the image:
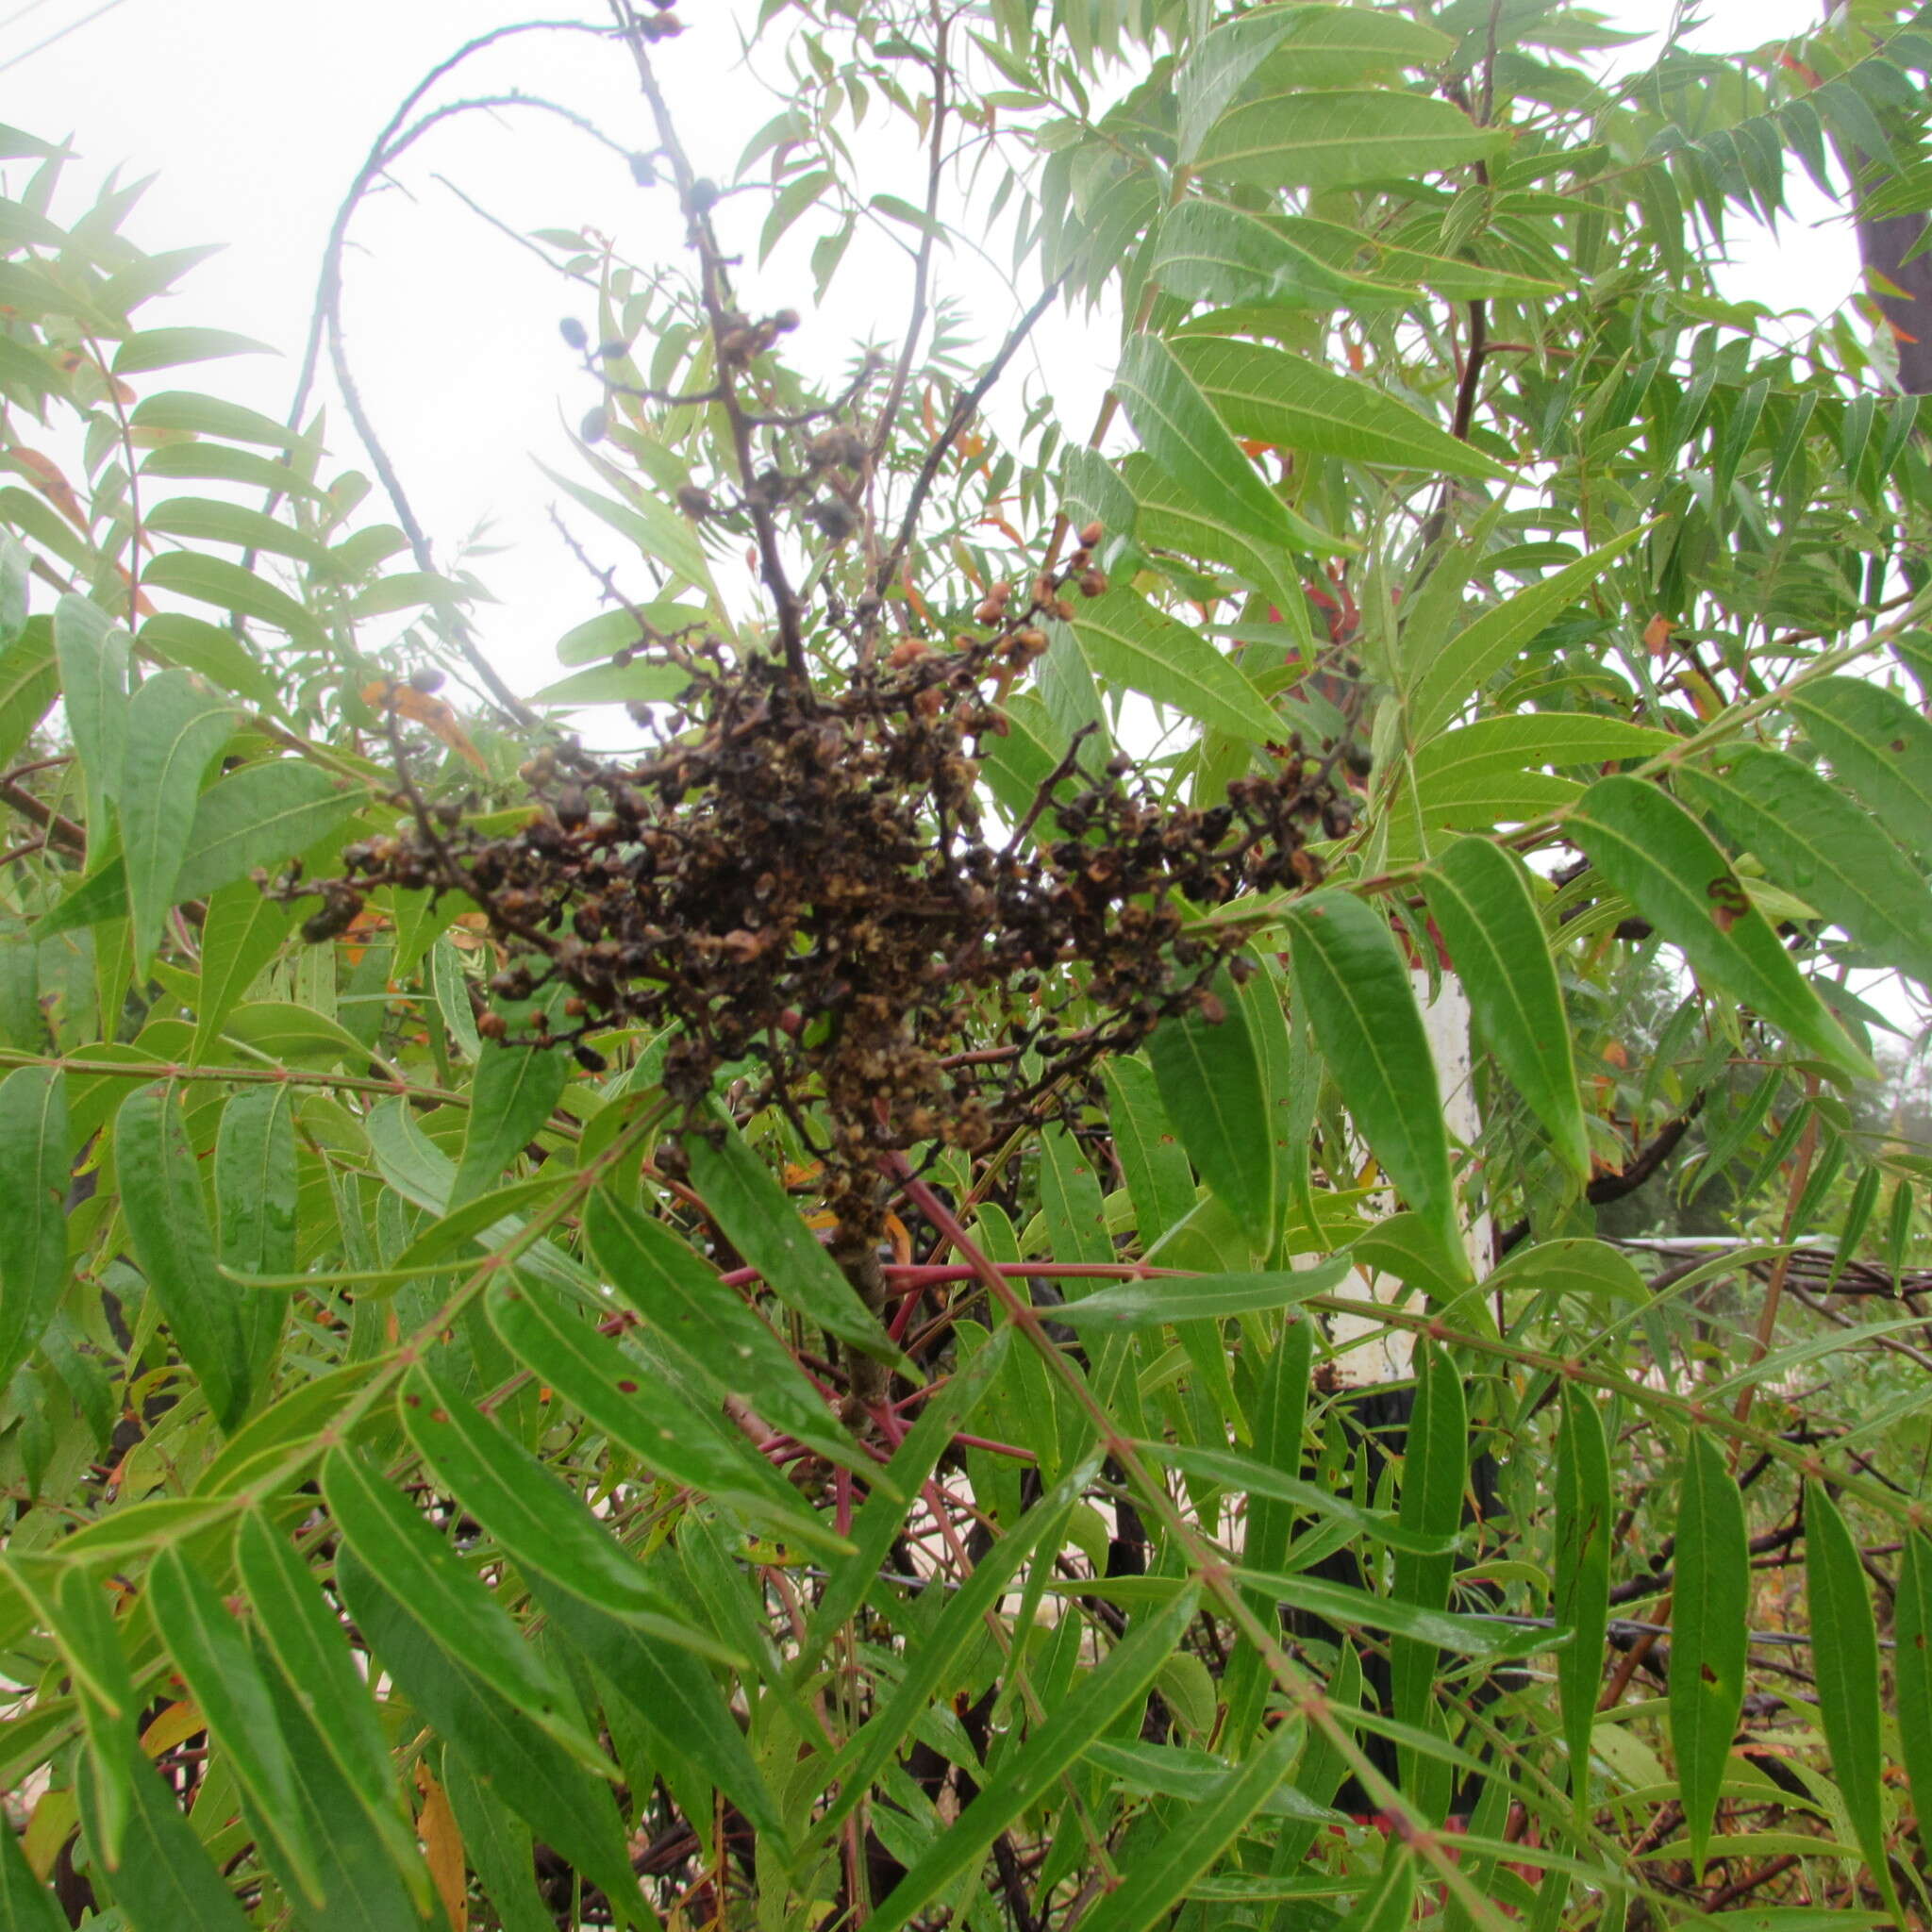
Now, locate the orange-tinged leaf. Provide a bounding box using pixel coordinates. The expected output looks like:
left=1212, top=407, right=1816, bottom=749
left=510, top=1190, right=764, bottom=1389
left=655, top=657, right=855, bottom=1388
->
left=140, top=1698, right=207, bottom=1757
left=362, top=678, right=487, bottom=772
left=415, top=1760, right=468, bottom=1931
left=8, top=447, right=87, bottom=528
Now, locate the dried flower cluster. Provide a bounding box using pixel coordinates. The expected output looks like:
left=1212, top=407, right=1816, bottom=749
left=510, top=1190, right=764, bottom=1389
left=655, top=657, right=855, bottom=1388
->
left=291, top=545, right=1342, bottom=1232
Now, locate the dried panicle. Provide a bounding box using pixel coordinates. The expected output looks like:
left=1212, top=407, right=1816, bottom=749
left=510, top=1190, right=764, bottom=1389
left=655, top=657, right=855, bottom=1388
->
left=291, top=575, right=1340, bottom=1233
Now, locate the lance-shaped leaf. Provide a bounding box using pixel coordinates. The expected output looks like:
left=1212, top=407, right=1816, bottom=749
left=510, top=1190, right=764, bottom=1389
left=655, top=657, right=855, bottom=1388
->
left=1115, top=333, right=1340, bottom=557
left=1423, top=837, right=1589, bottom=1181
left=117, top=667, right=236, bottom=965
left=1101, top=1055, right=1197, bottom=1248
left=1570, top=775, right=1874, bottom=1080
left=1405, top=526, right=1647, bottom=742
left=1151, top=199, right=1409, bottom=310
left=441, top=1752, right=556, bottom=1932
left=1899, top=1533, right=1932, bottom=1854
left=1678, top=744, right=1932, bottom=987
left=484, top=1272, right=838, bottom=1548
left=233, top=1508, right=424, bottom=1888
left=321, top=1446, right=607, bottom=1770
left=1278, top=211, right=1562, bottom=301
left=1805, top=1480, right=1900, bottom=1917
left=13, top=1557, right=137, bottom=1867
left=1073, top=1718, right=1306, bottom=1932
left=251, top=1642, right=439, bottom=1931
left=584, top=1190, right=866, bottom=1471
left=1670, top=1432, right=1749, bottom=1879
left=52, top=591, right=128, bottom=836
left=1070, top=587, right=1285, bottom=743
left=868, top=1586, right=1203, bottom=1932
left=1232, top=1567, right=1528, bottom=1655
left=1045, top=1256, right=1351, bottom=1329
left=1555, top=1386, right=1612, bottom=1816
left=1391, top=1341, right=1467, bottom=1822
left=216, top=1084, right=296, bottom=1397
left=141, top=551, right=321, bottom=642
left=1148, top=1440, right=1453, bottom=1557
left=0, top=1064, right=67, bottom=1393
left=400, top=1356, right=670, bottom=1623
left=1788, top=675, right=1932, bottom=871
left=334, top=1546, right=648, bottom=1922
left=1195, top=87, right=1503, bottom=194
left=34, top=760, right=359, bottom=941
left=800, top=1328, right=1008, bottom=1666
left=1172, top=335, right=1507, bottom=481
left=1150, top=968, right=1276, bottom=1255
left=118, top=1082, right=255, bottom=1431
left=532, top=1577, right=784, bottom=1842
left=682, top=1100, right=897, bottom=1363
left=0, top=1813, right=66, bottom=1932
left=816, top=1454, right=1101, bottom=1840
left=1176, top=6, right=1453, bottom=158
left=146, top=1545, right=326, bottom=1907
left=1284, top=892, right=1461, bottom=1266
left=450, top=1024, right=569, bottom=1208
left=85, top=1751, right=254, bottom=1932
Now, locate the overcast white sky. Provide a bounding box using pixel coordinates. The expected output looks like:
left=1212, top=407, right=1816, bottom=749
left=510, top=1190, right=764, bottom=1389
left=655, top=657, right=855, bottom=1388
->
left=6, top=0, right=1866, bottom=700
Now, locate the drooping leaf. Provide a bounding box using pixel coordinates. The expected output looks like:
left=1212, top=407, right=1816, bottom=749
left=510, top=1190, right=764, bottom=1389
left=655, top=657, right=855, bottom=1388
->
left=117, top=1082, right=256, bottom=1431
left=680, top=1101, right=896, bottom=1362
left=1554, top=1385, right=1612, bottom=1816
left=1804, top=1481, right=1900, bottom=1916
left=141, top=551, right=321, bottom=642
left=321, top=1446, right=607, bottom=1769
left=334, top=1546, right=649, bottom=1924
left=399, top=1356, right=670, bottom=1623
left=1045, top=1256, right=1350, bottom=1328
left=51, top=591, right=128, bottom=837
left=441, top=1752, right=555, bottom=1932
left=1898, top=1533, right=1932, bottom=1856
left=800, top=1327, right=1008, bottom=1665
left=867, top=1587, right=1203, bottom=1932
left=1069, top=1717, right=1306, bottom=1932
left=232, top=1508, right=424, bottom=1886
left=1149, top=968, right=1277, bottom=1255
left=583, top=1189, right=865, bottom=1471
left=1175, top=7, right=1454, bottom=158
left=1151, top=198, right=1410, bottom=310
left=448, top=1024, right=569, bottom=1208
left=530, top=1577, right=785, bottom=1842
left=1390, top=1341, right=1467, bottom=1821
left=146, top=1545, right=326, bottom=1907
left=1787, top=675, right=1932, bottom=871
left=1571, top=775, right=1874, bottom=1080
left=1114, top=333, right=1338, bottom=558
left=0, top=1064, right=67, bottom=1394
left=117, top=667, right=236, bottom=966
left=85, top=1750, right=254, bottom=1932
left=1100, top=1056, right=1197, bottom=1248
left=1671, top=1431, right=1749, bottom=1878
left=483, top=1271, right=837, bottom=1547
left=1677, top=744, right=1932, bottom=987
left=1284, top=891, right=1461, bottom=1266
left=1422, top=837, right=1588, bottom=1180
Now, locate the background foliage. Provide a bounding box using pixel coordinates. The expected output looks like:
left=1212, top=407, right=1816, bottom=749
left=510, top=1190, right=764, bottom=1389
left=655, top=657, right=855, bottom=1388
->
left=3, top=2, right=1932, bottom=1928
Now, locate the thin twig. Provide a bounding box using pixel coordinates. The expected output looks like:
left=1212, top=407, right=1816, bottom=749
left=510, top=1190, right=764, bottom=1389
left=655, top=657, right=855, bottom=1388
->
left=874, top=275, right=1065, bottom=600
